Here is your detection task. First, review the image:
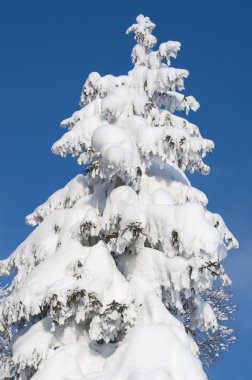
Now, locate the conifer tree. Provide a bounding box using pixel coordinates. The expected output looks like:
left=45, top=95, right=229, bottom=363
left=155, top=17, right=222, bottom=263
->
left=0, top=15, right=238, bottom=380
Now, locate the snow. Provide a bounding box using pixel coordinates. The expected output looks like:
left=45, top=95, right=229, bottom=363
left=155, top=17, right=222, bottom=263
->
left=86, top=324, right=206, bottom=380
left=32, top=344, right=99, bottom=380
left=12, top=317, right=53, bottom=371
left=26, top=174, right=91, bottom=226
left=91, top=124, right=140, bottom=177
left=52, top=91, right=209, bottom=177
left=2, top=241, right=129, bottom=327
left=126, top=14, right=157, bottom=50
left=159, top=41, right=181, bottom=65
left=117, top=247, right=189, bottom=308
left=10, top=296, right=207, bottom=380
left=83, top=296, right=207, bottom=380
left=0, top=13, right=238, bottom=380
left=11, top=318, right=107, bottom=379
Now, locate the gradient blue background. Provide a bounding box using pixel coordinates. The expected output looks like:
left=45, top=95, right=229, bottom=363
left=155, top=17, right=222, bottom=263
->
left=0, top=1, right=251, bottom=379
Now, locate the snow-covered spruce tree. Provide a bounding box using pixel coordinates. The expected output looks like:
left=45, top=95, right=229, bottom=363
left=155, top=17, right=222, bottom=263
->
left=0, top=14, right=238, bottom=380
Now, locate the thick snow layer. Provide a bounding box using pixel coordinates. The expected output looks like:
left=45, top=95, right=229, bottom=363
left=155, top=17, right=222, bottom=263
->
left=118, top=247, right=189, bottom=308
left=91, top=124, right=140, bottom=179
left=9, top=297, right=207, bottom=380
left=117, top=247, right=219, bottom=331
left=85, top=324, right=206, bottom=380
left=1, top=241, right=129, bottom=327
left=0, top=179, right=109, bottom=283
left=0, top=204, right=98, bottom=279
left=83, top=296, right=207, bottom=380
left=26, top=174, right=91, bottom=226
left=52, top=99, right=211, bottom=178
left=12, top=317, right=54, bottom=371
left=139, top=163, right=208, bottom=206
left=102, top=178, right=236, bottom=260
left=10, top=318, right=107, bottom=379
left=31, top=343, right=103, bottom=380
left=146, top=202, right=224, bottom=258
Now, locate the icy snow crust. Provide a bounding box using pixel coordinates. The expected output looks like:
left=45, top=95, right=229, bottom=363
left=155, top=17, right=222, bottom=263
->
left=0, top=14, right=238, bottom=380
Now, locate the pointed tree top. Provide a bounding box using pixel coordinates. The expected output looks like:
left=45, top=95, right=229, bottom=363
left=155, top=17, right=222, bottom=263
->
left=126, top=14, right=157, bottom=49
left=126, top=14, right=181, bottom=68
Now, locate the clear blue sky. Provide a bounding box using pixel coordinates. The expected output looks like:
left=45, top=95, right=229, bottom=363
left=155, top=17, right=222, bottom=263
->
left=0, top=1, right=251, bottom=379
